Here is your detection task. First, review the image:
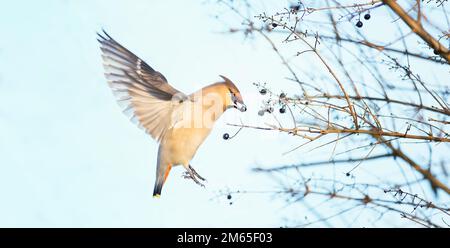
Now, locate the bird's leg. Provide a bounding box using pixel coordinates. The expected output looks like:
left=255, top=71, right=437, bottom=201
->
left=189, top=165, right=206, bottom=181
left=182, top=171, right=192, bottom=179
left=182, top=167, right=205, bottom=188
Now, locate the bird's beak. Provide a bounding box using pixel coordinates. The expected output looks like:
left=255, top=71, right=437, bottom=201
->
left=234, top=102, right=247, bottom=112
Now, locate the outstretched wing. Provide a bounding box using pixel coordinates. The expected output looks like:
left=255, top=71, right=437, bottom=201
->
left=98, top=30, right=187, bottom=141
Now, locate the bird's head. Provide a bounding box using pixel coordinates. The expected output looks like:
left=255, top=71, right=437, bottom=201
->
left=219, top=75, right=247, bottom=112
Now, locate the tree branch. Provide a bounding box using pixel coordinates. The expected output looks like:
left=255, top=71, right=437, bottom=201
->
left=382, top=0, right=450, bottom=63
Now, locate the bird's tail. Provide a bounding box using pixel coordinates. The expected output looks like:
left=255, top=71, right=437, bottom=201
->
left=152, top=180, right=163, bottom=198
left=153, top=163, right=172, bottom=198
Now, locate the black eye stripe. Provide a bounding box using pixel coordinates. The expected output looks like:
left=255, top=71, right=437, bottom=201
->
left=228, top=88, right=239, bottom=98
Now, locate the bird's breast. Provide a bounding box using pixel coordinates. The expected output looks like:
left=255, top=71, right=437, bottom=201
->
left=159, top=96, right=225, bottom=165
left=161, top=126, right=213, bottom=165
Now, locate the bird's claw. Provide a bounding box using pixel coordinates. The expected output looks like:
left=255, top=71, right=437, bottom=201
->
left=182, top=171, right=192, bottom=179
left=189, top=165, right=207, bottom=181
left=182, top=168, right=206, bottom=187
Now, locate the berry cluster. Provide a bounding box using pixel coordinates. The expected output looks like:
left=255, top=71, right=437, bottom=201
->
left=258, top=91, right=288, bottom=116
left=356, top=13, right=371, bottom=28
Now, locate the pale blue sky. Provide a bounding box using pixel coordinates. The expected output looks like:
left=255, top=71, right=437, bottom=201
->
left=0, top=0, right=302, bottom=227
left=1, top=0, right=448, bottom=227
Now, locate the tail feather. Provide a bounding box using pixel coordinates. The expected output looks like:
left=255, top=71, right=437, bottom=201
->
left=153, top=178, right=164, bottom=198
left=153, top=163, right=172, bottom=198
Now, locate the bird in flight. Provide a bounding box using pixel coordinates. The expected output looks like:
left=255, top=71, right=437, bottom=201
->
left=97, top=31, right=246, bottom=198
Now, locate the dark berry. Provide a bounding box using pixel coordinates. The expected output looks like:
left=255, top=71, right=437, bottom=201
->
left=271, top=23, right=278, bottom=28
left=290, top=5, right=300, bottom=11
left=260, top=89, right=267, bottom=95
left=223, top=133, right=230, bottom=140
left=279, top=107, right=286, bottom=114
left=364, top=13, right=371, bottom=20
left=346, top=172, right=351, bottom=177
left=356, top=21, right=363, bottom=28
left=227, top=194, right=232, bottom=200
left=279, top=93, right=286, bottom=98
left=433, top=50, right=439, bottom=55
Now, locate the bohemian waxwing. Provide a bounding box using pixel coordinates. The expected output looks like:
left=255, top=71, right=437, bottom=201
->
left=97, top=31, right=246, bottom=198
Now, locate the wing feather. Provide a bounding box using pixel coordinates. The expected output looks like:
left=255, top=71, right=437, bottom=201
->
left=98, top=30, right=187, bottom=141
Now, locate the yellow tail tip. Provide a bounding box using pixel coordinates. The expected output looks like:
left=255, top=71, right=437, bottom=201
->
left=153, top=194, right=161, bottom=199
